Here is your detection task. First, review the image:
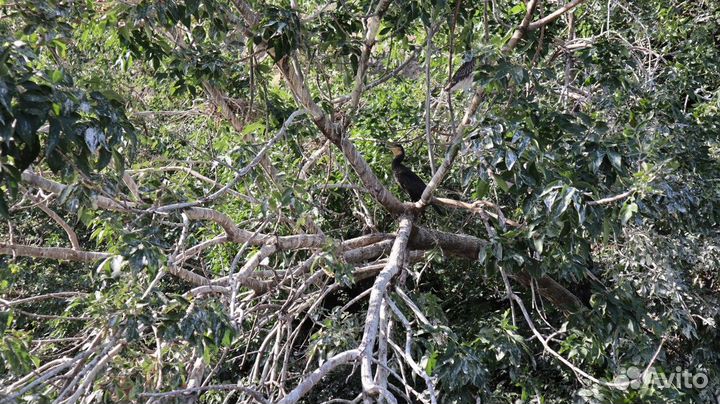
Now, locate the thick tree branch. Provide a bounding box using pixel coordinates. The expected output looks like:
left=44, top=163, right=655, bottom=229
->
left=360, top=216, right=413, bottom=399
left=276, top=56, right=410, bottom=213
left=276, top=57, right=336, bottom=138
left=140, top=384, right=268, bottom=403
left=230, top=0, right=259, bottom=28
left=18, top=171, right=582, bottom=311
left=0, top=243, right=110, bottom=262
left=276, top=349, right=361, bottom=404
left=504, top=0, right=540, bottom=52
left=527, top=0, right=586, bottom=32
left=338, top=136, right=408, bottom=213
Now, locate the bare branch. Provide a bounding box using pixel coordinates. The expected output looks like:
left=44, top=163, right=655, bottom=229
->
left=434, top=197, right=522, bottom=227
left=527, top=0, right=587, bottom=32
left=127, top=166, right=258, bottom=203
left=62, top=341, right=125, bottom=404
left=332, top=48, right=421, bottom=105
left=348, top=0, right=392, bottom=112
left=276, top=349, right=361, bottom=404
left=30, top=193, right=80, bottom=250
left=21, top=170, right=134, bottom=211
left=0, top=292, right=88, bottom=307
left=230, top=0, right=260, bottom=28
left=416, top=91, right=484, bottom=209
left=299, top=140, right=331, bottom=180
left=154, top=109, right=306, bottom=212
left=417, top=0, right=575, bottom=210
left=587, top=189, right=634, bottom=205
left=509, top=291, right=632, bottom=388
left=0, top=243, right=110, bottom=262
left=504, top=0, right=540, bottom=53
left=360, top=216, right=413, bottom=399
left=0, top=350, right=96, bottom=403
left=140, top=384, right=268, bottom=403
left=425, top=25, right=437, bottom=174
left=17, top=171, right=582, bottom=311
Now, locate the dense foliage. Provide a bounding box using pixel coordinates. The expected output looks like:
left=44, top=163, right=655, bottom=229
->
left=1, top=0, right=719, bottom=403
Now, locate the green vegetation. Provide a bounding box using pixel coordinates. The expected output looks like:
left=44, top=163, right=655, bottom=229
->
left=0, top=0, right=718, bottom=403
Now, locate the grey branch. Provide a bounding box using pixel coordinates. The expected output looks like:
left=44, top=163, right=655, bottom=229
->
left=360, top=216, right=413, bottom=399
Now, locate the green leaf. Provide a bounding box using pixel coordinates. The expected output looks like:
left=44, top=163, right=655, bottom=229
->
left=602, top=216, right=612, bottom=244
left=509, top=3, right=526, bottom=14
left=242, top=120, right=266, bottom=135
left=473, top=180, right=489, bottom=199
left=222, top=329, right=232, bottom=347
left=0, top=311, right=10, bottom=334
left=591, top=151, right=605, bottom=173
left=620, top=201, right=638, bottom=225
left=492, top=174, right=510, bottom=192
left=493, top=242, right=503, bottom=260
left=424, top=350, right=438, bottom=375
left=505, top=149, right=517, bottom=170
left=51, top=69, right=63, bottom=83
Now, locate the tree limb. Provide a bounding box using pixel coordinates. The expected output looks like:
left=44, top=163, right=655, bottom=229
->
left=360, top=216, right=413, bottom=399
left=140, top=384, right=268, bottom=403
left=30, top=193, right=81, bottom=250
left=527, top=0, right=586, bottom=32
left=0, top=243, right=110, bottom=262
left=276, top=349, right=361, bottom=404
left=504, top=0, right=540, bottom=52
left=348, top=0, right=392, bottom=112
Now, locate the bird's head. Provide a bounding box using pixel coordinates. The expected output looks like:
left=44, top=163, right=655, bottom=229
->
left=387, top=143, right=405, bottom=157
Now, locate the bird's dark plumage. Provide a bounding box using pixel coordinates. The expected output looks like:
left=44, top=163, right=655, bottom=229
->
left=444, top=56, right=476, bottom=93
left=389, top=143, right=443, bottom=214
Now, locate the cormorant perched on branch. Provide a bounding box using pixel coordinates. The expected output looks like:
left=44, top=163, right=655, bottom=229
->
left=388, top=143, right=443, bottom=214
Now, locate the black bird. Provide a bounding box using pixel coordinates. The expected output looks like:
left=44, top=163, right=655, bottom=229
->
left=388, top=143, right=443, bottom=214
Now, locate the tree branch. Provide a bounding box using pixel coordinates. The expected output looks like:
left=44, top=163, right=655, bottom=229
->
left=332, top=48, right=421, bottom=105
left=153, top=109, right=306, bottom=212
left=504, top=0, right=540, bottom=53
left=30, top=193, right=81, bottom=250
left=416, top=0, right=554, bottom=209
left=276, top=349, right=361, bottom=404
left=360, top=216, right=413, bottom=399
left=140, top=384, right=268, bottom=403
left=348, top=0, right=392, bottom=112
left=0, top=292, right=88, bottom=307
left=527, top=0, right=586, bottom=32
left=0, top=243, right=110, bottom=262
left=587, top=189, right=634, bottom=205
